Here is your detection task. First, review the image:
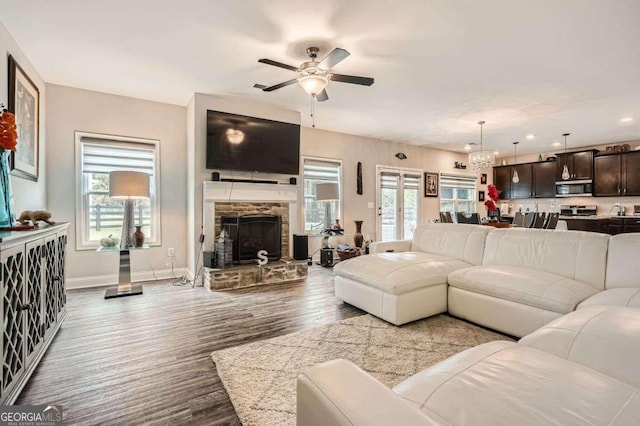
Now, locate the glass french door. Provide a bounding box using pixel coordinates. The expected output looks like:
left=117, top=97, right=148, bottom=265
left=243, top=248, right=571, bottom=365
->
left=377, top=167, right=422, bottom=241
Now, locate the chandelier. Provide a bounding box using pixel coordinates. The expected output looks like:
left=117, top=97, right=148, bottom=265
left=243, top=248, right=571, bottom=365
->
left=468, top=120, right=495, bottom=171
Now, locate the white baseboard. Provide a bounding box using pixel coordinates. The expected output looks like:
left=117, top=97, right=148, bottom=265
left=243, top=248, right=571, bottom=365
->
left=66, top=267, right=190, bottom=289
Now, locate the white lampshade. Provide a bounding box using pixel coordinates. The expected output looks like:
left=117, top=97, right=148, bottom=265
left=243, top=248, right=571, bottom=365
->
left=316, top=182, right=339, bottom=201
left=299, top=75, right=329, bottom=96
left=109, top=171, right=150, bottom=199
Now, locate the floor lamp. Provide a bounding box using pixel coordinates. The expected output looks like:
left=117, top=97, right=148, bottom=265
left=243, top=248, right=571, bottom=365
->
left=105, top=171, right=150, bottom=299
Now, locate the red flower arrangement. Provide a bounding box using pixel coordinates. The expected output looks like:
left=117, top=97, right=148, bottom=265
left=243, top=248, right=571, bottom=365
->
left=484, top=184, right=500, bottom=213
left=0, top=106, right=18, bottom=151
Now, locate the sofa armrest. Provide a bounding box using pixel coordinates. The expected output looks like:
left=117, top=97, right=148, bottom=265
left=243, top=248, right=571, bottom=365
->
left=369, top=239, right=412, bottom=254
left=297, top=359, right=436, bottom=426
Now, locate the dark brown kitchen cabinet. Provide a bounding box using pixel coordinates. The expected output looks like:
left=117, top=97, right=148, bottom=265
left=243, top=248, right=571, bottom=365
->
left=594, top=154, right=621, bottom=196
left=609, top=217, right=640, bottom=234
left=594, top=151, right=640, bottom=197
left=532, top=161, right=556, bottom=198
left=493, top=165, right=512, bottom=199
left=510, top=163, right=532, bottom=199
left=564, top=218, right=609, bottom=234
left=556, top=150, right=596, bottom=181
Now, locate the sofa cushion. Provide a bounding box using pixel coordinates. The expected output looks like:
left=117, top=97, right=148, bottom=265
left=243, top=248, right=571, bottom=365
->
left=393, top=341, right=640, bottom=426
left=447, top=265, right=600, bottom=314
left=605, top=233, right=640, bottom=289
left=410, top=223, right=492, bottom=266
left=482, top=228, right=609, bottom=291
left=333, top=252, right=470, bottom=295
left=578, top=288, right=640, bottom=309
left=520, top=306, right=640, bottom=389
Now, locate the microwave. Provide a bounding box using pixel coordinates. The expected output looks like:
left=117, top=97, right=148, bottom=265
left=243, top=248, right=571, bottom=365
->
left=555, top=180, right=593, bottom=197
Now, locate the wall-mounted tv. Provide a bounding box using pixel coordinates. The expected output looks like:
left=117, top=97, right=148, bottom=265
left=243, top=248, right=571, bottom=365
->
left=206, top=110, right=300, bottom=175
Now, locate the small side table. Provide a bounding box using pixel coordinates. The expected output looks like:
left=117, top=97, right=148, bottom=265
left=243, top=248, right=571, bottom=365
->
left=97, top=245, right=149, bottom=299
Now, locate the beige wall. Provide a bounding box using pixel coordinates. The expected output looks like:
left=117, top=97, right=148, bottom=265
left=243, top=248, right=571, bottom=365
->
left=46, top=84, right=188, bottom=288
left=0, top=20, right=46, bottom=213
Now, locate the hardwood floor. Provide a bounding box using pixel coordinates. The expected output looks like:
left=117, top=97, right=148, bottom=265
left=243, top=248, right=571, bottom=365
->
left=16, top=266, right=363, bottom=425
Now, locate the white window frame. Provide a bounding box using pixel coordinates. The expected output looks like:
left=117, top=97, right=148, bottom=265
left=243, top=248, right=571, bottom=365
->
left=75, top=131, right=161, bottom=250
left=439, top=173, right=477, bottom=214
left=300, top=156, right=343, bottom=234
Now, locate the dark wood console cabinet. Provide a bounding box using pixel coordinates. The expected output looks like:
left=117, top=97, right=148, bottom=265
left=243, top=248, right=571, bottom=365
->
left=0, top=224, right=68, bottom=404
left=555, top=150, right=596, bottom=181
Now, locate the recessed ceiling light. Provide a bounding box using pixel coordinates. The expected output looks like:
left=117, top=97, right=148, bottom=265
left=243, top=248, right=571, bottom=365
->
left=526, top=134, right=535, bottom=140
left=552, top=142, right=562, bottom=147
left=620, top=117, right=633, bottom=122
left=464, top=144, right=472, bottom=151
left=493, top=151, right=500, bottom=155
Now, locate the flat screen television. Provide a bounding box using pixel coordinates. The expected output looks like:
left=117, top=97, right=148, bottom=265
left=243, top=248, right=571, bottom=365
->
left=206, top=110, right=300, bottom=175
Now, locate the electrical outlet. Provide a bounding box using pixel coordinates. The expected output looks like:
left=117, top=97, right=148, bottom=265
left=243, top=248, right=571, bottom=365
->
left=168, top=248, right=175, bottom=257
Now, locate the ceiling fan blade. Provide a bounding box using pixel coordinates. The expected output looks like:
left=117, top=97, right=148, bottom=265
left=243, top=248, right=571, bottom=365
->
left=316, top=89, right=329, bottom=102
left=263, top=78, right=299, bottom=92
left=253, top=83, right=267, bottom=89
left=318, top=48, right=350, bottom=70
left=258, top=58, right=299, bottom=72
left=330, top=73, right=374, bottom=86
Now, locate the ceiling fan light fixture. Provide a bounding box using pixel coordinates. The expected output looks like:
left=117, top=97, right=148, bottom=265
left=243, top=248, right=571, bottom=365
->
left=298, top=75, right=328, bottom=96
left=225, top=128, right=245, bottom=144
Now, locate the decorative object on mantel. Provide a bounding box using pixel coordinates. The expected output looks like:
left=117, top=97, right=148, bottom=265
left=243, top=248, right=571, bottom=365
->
left=356, top=162, right=363, bottom=195
left=468, top=121, right=495, bottom=171
left=0, top=106, right=18, bottom=228
left=133, top=226, right=145, bottom=248
left=424, top=172, right=438, bottom=197
left=17, top=210, right=55, bottom=227
left=454, top=161, right=467, bottom=170
left=395, top=152, right=407, bottom=160
left=484, top=184, right=500, bottom=219
left=354, top=220, right=364, bottom=248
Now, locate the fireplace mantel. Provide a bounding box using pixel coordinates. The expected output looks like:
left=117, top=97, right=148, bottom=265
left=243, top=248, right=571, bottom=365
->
left=202, top=181, right=298, bottom=258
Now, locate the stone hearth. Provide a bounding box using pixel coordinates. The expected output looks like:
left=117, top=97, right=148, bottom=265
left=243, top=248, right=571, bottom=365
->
left=203, top=260, right=308, bottom=291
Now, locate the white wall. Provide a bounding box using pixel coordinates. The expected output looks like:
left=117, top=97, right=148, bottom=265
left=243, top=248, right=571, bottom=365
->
left=0, top=20, right=46, bottom=213
left=46, top=84, right=188, bottom=288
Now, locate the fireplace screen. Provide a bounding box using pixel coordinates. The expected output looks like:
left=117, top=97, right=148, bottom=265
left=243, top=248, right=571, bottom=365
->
left=221, top=214, right=282, bottom=263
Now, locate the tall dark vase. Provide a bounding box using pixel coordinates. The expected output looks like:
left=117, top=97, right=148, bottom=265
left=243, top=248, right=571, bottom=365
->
left=133, top=226, right=145, bottom=248
left=354, top=220, right=364, bottom=248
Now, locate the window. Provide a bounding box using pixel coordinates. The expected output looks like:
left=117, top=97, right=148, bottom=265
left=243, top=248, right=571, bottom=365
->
left=75, top=132, right=160, bottom=250
left=302, top=158, right=342, bottom=232
left=439, top=174, right=477, bottom=214
left=378, top=169, right=421, bottom=241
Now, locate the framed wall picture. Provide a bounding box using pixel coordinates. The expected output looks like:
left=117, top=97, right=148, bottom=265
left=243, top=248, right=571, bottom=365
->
left=8, top=55, right=40, bottom=181
left=424, top=172, right=438, bottom=197
left=479, top=190, right=485, bottom=202
left=480, top=173, right=487, bottom=185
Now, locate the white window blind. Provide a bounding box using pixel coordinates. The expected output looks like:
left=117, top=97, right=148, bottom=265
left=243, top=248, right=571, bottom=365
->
left=75, top=133, right=160, bottom=250
left=440, top=174, right=477, bottom=215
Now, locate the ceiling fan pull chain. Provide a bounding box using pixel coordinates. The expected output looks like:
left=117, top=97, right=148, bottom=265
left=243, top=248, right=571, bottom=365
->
left=311, top=95, right=316, bottom=128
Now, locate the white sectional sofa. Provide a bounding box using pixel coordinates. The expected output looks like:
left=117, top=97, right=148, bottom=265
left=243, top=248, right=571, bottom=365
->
left=333, top=224, right=492, bottom=325
left=298, top=306, right=640, bottom=425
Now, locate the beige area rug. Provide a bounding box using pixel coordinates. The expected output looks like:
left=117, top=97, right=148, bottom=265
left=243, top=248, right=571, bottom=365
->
left=210, top=314, right=511, bottom=425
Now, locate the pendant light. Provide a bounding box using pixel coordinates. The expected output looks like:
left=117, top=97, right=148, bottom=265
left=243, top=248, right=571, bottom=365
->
left=561, top=133, right=571, bottom=180
left=512, top=141, right=520, bottom=183
left=469, top=121, right=495, bottom=170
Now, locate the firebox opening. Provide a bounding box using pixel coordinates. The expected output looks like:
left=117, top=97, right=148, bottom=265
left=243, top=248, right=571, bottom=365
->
left=221, top=214, right=282, bottom=264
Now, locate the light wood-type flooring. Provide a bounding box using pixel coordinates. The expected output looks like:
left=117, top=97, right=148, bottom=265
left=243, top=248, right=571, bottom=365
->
left=17, top=266, right=363, bottom=424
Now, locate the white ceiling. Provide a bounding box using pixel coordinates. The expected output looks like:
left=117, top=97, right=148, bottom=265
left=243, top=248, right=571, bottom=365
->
left=1, top=0, right=639, bottom=155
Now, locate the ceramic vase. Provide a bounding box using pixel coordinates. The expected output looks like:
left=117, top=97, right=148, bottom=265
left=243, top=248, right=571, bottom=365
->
left=354, top=220, right=364, bottom=248
left=133, top=225, right=145, bottom=248
left=0, top=150, right=15, bottom=228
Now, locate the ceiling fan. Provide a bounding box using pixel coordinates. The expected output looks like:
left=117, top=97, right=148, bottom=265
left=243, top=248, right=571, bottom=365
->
left=253, top=46, right=374, bottom=102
